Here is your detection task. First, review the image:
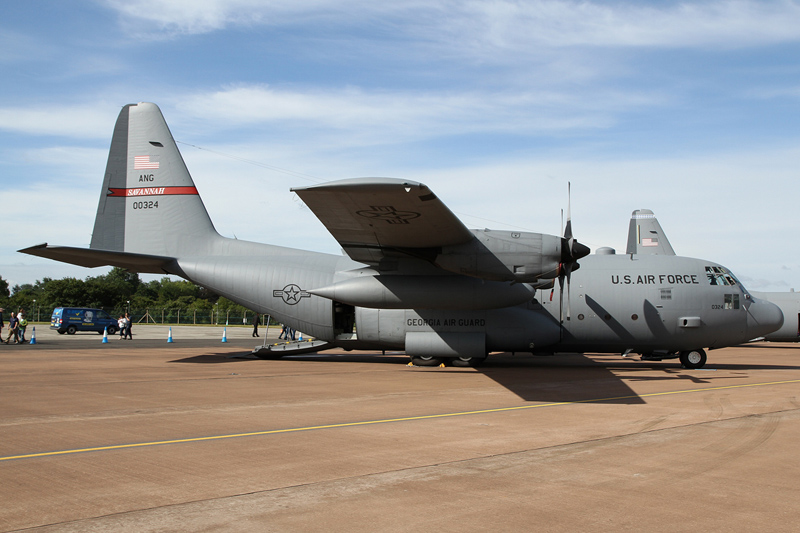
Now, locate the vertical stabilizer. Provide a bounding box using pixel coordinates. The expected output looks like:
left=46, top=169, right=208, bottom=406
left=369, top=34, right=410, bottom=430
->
left=625, top=209, right=675, bottom=256
left=90, top=103, right=218, bottom=257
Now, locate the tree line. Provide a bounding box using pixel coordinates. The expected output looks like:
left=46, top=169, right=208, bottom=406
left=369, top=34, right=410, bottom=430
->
left=0, top=268, right=252, bottom=321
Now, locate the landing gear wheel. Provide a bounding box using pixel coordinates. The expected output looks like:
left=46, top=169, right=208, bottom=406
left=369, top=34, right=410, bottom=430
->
left=451, top=356, right=485, bottom=367
left=680, top=349, right=707, bottom=369
left=66, top=325, right=77, bottom=335
left=410, top=355, right=445, bottom=367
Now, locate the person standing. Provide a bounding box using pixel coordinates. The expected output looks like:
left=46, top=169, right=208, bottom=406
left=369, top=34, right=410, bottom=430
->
left=0, top=308, right=4, bottom=341
left=124, top=312, right=133, bottom=340
left=4, top=312, right=18, bottom=344
left=252, top=313, right=260, bottom=337
left=17, top=308, right=26, bottom=343
left=118, top=315, right=126, bottom=339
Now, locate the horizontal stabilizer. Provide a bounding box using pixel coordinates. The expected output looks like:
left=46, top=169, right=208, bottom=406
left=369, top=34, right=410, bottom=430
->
left=19, top=243, right=178, bottom=274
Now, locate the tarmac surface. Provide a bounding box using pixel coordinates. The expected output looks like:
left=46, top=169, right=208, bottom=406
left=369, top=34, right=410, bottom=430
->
left=2, top=325, right=800, bottom=531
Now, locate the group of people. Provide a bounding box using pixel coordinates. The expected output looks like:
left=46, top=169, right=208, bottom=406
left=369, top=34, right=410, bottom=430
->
left=1, top=307, right=29, bottom=344
left=117, top=313, right=133, bottom=340
left=251, top=315, right=300, bottom=341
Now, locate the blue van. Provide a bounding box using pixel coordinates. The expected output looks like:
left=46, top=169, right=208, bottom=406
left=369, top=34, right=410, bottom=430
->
left=51, top=307, right=119, bottom=335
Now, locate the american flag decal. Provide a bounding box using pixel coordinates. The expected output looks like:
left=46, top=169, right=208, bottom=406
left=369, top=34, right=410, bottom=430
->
left=134, top=155, right=159, bottom=169
left=642, top=237, right=659, bottom=247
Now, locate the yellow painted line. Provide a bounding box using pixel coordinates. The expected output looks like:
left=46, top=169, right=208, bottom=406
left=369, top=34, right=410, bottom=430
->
left=3, top=378, right=800, bottom=463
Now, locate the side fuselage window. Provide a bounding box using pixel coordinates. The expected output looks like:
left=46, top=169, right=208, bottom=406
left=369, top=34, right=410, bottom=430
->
left=723, top=294, right=740, bottom=310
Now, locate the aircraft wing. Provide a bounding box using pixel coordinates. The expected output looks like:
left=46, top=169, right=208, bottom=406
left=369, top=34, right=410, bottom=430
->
left=292, top=178, right=474, bottom=265
left=625, top=209, right=676, bottom=255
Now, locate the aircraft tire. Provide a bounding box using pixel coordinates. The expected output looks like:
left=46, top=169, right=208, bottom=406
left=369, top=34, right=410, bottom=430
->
left=451, top=356, right=485, bottom=367
left=66, top=325, right=77, bottom=335
left=410, top=355, right=444, bottom=367
left=680, top=349, right=707, bottom=369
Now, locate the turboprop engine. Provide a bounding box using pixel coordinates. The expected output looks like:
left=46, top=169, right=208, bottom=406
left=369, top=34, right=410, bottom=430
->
left=433, top=229, right=589, bottom=283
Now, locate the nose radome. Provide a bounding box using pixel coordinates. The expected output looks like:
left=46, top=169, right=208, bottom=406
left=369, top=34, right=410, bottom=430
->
left=747, top=298, right=784, bottom=339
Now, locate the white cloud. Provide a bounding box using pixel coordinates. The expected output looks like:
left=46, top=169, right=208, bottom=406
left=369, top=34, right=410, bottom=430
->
left=173, top=84, right=664, bottom=149
left=103, top=0, right=376, bottom=36
left=4, top=179, right=100, bottom=250
left=450, top=0, right=800, bottom=51
left=0, top=104, right=123, bottom=139
left=0, top=81, right=663, bottom=145
left=104, top=0, right=800, bottom=50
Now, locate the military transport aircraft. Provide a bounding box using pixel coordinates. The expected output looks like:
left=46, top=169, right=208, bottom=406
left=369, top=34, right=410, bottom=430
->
left=627, top=208, right=799, bottom=343
left=20, top=103, right=783, bottom=369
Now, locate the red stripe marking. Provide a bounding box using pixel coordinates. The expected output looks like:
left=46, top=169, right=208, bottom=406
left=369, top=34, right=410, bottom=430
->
left=107, top=187, right=199, bottom=197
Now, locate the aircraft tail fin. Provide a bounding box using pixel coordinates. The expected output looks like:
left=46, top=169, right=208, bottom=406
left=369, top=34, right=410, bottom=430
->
left=625, top=209, right=675, bottom=256
left=90, top=102, right=219, bottom=257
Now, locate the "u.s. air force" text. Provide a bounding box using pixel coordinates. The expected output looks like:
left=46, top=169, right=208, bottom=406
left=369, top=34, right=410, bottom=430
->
left=611, top=274, right=699, bottom=285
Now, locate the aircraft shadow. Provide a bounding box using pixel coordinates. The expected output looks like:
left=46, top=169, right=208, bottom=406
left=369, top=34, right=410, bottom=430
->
left=275, top=351, right=652, bottom=404
left=169, top=352, right=411, bottom=365
left=475, top=353, right=647, bottom=404
left=168, top=350, right=782, bottom=405
left=170, top=352, right=263, bottom=364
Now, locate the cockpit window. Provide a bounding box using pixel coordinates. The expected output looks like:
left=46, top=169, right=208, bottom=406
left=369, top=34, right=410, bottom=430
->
left=706, top=266, right=737, bottom=286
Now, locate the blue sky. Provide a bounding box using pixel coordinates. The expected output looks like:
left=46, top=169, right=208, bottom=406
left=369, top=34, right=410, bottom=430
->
left=2, top=0, right=799, bottom=291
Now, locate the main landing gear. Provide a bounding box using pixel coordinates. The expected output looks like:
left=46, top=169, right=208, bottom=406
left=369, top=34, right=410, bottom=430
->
left=679, top=349, right=707, bottom=369
left=409, top=355, right=485, bottom=367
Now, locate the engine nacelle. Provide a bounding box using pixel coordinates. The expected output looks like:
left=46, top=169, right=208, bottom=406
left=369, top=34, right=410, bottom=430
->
left=310, top=274, right=535, bottom=310
left=434, top=230, right=563, bottom=283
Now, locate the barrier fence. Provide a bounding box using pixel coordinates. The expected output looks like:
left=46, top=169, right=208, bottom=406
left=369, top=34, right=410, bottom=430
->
left=21, top=308, right=274, bottom=326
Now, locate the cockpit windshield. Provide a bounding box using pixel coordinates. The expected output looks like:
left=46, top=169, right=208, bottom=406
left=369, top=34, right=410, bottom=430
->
left=706, top=266, right=737, bottom=286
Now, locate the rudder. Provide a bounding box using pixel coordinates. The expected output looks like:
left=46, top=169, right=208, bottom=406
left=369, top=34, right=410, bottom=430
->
left=90, top=103, right=218, bottom=257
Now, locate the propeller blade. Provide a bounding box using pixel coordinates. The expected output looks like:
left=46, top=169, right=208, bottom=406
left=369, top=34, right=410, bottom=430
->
left=559, top=270, right=565, bottom=323
left=565, top=262, right=572, bottom=321
left=564, top=182, right=573, bottom=243
left=557, top=182, right=587, bottom=323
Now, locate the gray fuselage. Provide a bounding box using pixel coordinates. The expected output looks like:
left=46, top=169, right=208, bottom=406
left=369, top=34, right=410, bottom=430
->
left=175, top=239, right=781, bottom=357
